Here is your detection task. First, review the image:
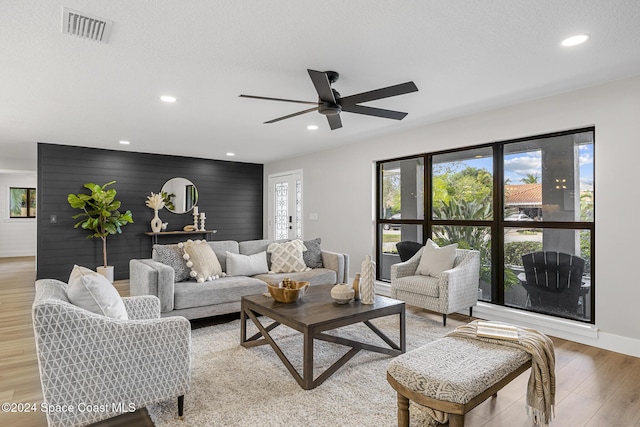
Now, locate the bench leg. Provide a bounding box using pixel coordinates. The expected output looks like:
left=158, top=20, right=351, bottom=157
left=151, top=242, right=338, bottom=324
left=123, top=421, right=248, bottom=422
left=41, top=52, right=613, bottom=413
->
left=397, top=392, right=410, bottom=427
left=449, top=413, right=465, bottom=427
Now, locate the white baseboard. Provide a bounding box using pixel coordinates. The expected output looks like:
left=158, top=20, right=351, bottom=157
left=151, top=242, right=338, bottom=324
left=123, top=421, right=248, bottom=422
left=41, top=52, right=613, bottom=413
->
left=0, top=250, right=35, bottom=257
left=375, top=281, right=640, bottom=358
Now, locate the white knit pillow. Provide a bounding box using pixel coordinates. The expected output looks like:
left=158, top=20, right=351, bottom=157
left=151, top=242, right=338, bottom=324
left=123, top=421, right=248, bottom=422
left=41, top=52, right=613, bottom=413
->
left=180, top=240, right=223, bottom=283
left=415, top=239, right=458, bottom=277
left=267, top=239, right=310, bottom=273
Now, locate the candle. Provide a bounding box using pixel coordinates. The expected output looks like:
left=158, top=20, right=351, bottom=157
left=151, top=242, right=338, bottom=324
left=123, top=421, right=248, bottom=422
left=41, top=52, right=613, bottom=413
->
left=193, top=206, right=198, bottom=215
left=200, top=212, right=205, bottom=218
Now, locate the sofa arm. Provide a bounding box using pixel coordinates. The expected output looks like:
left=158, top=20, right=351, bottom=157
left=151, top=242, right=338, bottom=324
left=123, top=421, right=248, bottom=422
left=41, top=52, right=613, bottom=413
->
left=321, top=250, right=350, bottom=283
left=122, top=295, right=161, bottom=320
left=390, top=247, right=424, bottom=280
left=129, top=259, right=175, bottom=312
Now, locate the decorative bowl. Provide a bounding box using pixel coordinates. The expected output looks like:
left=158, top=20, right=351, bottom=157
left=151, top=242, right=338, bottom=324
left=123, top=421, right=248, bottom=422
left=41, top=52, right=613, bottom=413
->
left=267, top=281, right=310, bottom=303
left=331, top=283, right=355, bottom=304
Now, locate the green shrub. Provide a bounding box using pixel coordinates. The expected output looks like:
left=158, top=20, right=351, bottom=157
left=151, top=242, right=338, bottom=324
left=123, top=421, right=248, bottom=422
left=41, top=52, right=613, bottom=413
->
left=504, top=241, right=543, bottom=266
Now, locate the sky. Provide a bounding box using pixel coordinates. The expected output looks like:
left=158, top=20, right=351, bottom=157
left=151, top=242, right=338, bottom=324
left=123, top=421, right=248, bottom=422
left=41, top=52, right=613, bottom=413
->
left=448, top=143, right=594, bottom=191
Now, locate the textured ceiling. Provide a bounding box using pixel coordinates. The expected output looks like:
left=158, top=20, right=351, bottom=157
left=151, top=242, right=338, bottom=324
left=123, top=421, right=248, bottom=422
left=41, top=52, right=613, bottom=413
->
left=2, top=0, right=640, bottom=171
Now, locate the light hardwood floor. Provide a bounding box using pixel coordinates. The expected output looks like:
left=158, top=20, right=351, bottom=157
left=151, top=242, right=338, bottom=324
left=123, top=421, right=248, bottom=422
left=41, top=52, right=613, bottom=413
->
left=1, top=256, right=639, bottom=427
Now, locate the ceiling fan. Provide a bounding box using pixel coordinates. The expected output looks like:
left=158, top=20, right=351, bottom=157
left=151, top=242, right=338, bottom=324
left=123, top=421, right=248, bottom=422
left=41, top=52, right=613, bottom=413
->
left=239, top=69, right=418, bottom=130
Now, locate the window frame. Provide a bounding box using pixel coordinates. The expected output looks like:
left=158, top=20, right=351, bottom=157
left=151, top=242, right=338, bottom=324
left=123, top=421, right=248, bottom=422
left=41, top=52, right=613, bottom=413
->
left=375, top=127, right=595, bottom=324
left=9, top=187, right=37, bottom=218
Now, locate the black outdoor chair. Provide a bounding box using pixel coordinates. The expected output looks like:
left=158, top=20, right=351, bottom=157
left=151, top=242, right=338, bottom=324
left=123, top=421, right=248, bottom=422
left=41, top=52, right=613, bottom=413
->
left=395, top=241, right=424, bottom=262
left=521, top=251, right=586, bottom=317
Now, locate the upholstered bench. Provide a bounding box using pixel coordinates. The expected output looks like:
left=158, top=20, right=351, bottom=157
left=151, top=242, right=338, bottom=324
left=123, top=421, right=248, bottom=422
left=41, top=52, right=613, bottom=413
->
left=387, top=336, right=532, bottom=427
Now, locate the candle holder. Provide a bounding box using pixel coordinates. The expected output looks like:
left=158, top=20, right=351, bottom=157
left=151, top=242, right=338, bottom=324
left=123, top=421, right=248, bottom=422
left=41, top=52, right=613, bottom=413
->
left=199, top=212, right=206, bottom=231
left=193, top=212, right=199, bottom=229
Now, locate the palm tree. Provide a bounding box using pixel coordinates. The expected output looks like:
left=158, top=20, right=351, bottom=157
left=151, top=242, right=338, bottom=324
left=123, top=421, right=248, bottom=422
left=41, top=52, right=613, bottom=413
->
left=520, top=173, right=539, bottom=184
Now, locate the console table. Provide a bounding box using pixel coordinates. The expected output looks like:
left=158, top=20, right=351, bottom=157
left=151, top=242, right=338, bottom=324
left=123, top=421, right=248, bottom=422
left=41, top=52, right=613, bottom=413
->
left=144, top=230, right=217, bottom=245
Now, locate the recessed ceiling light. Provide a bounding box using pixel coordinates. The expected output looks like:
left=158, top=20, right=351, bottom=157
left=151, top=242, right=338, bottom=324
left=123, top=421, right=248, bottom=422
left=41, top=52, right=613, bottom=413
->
left=226, top=152, right=235, bottom=157
left=160, top=95, right=177, bottom=103
left=119, top=140, right=130, bottom=145
left=561, top=34, right=590, bottom=47
left=307, top=125, right=319, bottom=130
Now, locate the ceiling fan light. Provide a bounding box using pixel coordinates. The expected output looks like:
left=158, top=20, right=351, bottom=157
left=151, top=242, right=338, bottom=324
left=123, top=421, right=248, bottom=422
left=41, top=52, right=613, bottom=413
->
left=561, top=34, right=590, bottom=47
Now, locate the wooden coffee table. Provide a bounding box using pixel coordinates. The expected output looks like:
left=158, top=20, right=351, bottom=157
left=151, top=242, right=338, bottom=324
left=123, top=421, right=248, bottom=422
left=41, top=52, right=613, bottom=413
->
left=240, top=283, right=405, bottom=390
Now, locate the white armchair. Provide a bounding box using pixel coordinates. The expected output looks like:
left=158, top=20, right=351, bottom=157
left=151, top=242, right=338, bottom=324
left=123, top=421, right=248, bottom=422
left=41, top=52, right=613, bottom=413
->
left=32, top=279, right=191, bottom=427
left=390, top=247, right=480, bottom=326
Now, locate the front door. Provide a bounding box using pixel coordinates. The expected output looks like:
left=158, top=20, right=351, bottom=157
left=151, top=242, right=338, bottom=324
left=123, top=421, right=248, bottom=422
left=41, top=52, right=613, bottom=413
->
left=267, top=170, right=302, bottom=240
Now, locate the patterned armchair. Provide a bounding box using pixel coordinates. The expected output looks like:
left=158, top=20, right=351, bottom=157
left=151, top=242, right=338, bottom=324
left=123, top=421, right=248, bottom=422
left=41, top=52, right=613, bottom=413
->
left=390, top=247, right=480, bottom=326
left=32, top=279, right=191, bottom=427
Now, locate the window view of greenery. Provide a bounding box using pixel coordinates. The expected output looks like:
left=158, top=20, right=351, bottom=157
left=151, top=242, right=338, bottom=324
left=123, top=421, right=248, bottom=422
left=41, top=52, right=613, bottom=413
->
left=431, top=147, right=494, bottom=301
left=376, top=128, right=594, bottom=323
left=10, top=187, right=36, bottom=218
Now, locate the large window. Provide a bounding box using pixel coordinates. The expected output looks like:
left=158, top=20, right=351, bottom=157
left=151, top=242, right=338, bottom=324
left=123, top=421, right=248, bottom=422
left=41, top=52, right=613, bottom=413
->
left=10, top=187, right=36, bottom=218
left=376, top=128, right=594, bottom=323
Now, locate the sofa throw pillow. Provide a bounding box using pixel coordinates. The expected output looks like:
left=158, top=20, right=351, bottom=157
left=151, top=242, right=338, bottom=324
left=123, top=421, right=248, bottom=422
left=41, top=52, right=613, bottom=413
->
left=153, top=244, right=191, bottom=282
left=67, top=265, right=129, bottom=319
left=303, top=238, right=324, bottom=269
left=415, top=239, right=458, bottom=277
left=225, top=251, right=269, bottom=276
left=180, top=240, right=223, bottom=283
left=267, top=239, right=310, bottom=273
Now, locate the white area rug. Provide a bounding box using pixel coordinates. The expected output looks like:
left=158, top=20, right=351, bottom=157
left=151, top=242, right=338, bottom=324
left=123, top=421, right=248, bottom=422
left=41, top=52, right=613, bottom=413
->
left=147, top=311, right=454, bottom=426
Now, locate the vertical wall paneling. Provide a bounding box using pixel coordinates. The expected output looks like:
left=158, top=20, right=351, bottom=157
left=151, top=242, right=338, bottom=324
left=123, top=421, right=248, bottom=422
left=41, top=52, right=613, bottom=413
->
left=37, top=143, right=263, bottom=281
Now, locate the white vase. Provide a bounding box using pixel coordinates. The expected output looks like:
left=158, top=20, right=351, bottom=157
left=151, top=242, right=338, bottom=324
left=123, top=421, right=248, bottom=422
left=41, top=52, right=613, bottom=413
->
left=360, top=255, right=376, bottom=304
left=151, top=209, right=162, bottom=232
left=96, top=266, right=114, bottom=283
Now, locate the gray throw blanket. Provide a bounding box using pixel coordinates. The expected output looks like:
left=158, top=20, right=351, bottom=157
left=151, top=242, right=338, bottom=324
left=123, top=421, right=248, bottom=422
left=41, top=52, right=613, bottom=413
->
left=446, top=320, right=556, bottom=426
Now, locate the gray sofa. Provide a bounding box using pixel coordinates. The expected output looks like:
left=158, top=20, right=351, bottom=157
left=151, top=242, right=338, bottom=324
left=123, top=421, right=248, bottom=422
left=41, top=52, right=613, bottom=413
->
left=129, top=238, right=349, bottom=320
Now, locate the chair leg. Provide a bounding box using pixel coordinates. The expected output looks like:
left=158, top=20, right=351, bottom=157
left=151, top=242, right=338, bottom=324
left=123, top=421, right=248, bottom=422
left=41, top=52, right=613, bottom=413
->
left=178, top=395, right=184, bottom=420
left=469, top=306, right=473, bottom=318
left=442, top=313, right=447, bottom=326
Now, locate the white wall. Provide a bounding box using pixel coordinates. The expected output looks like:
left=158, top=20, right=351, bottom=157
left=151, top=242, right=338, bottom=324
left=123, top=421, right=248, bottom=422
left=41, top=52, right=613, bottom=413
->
left=0, top=173, right=37, bottom=257
left=264, top=75, right=640, bottom=357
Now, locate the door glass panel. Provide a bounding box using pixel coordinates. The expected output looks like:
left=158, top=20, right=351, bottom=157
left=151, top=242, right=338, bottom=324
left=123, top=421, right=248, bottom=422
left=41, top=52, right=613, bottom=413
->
left=296, top=179, right=302, bottom=239
left=432, top=147, right=493, bottom=220
left=275, top=182, right=288, bottom=240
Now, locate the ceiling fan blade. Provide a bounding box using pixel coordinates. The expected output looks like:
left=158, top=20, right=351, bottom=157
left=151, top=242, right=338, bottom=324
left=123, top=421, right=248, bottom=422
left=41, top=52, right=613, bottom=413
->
left=326, top=114, right=342, bottom=130
left=264, top=106, right=318, bottom=124
left=341, top=104, right=408, bottom=120
left=239, top=94, right=318, bottom=106
left=340, top=81, right=418, bottom=105
left=307, top=69, right=336, bottom=103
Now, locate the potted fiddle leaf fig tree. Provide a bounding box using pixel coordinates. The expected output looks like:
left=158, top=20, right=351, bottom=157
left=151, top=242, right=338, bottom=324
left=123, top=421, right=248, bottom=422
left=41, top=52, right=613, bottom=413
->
left=67, top=181, right=133, bottom=282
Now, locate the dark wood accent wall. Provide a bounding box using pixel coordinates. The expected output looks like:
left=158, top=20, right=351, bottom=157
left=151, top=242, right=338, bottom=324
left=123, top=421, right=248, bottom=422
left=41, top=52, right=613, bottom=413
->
left=37, top=143, right=263, bottom=281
